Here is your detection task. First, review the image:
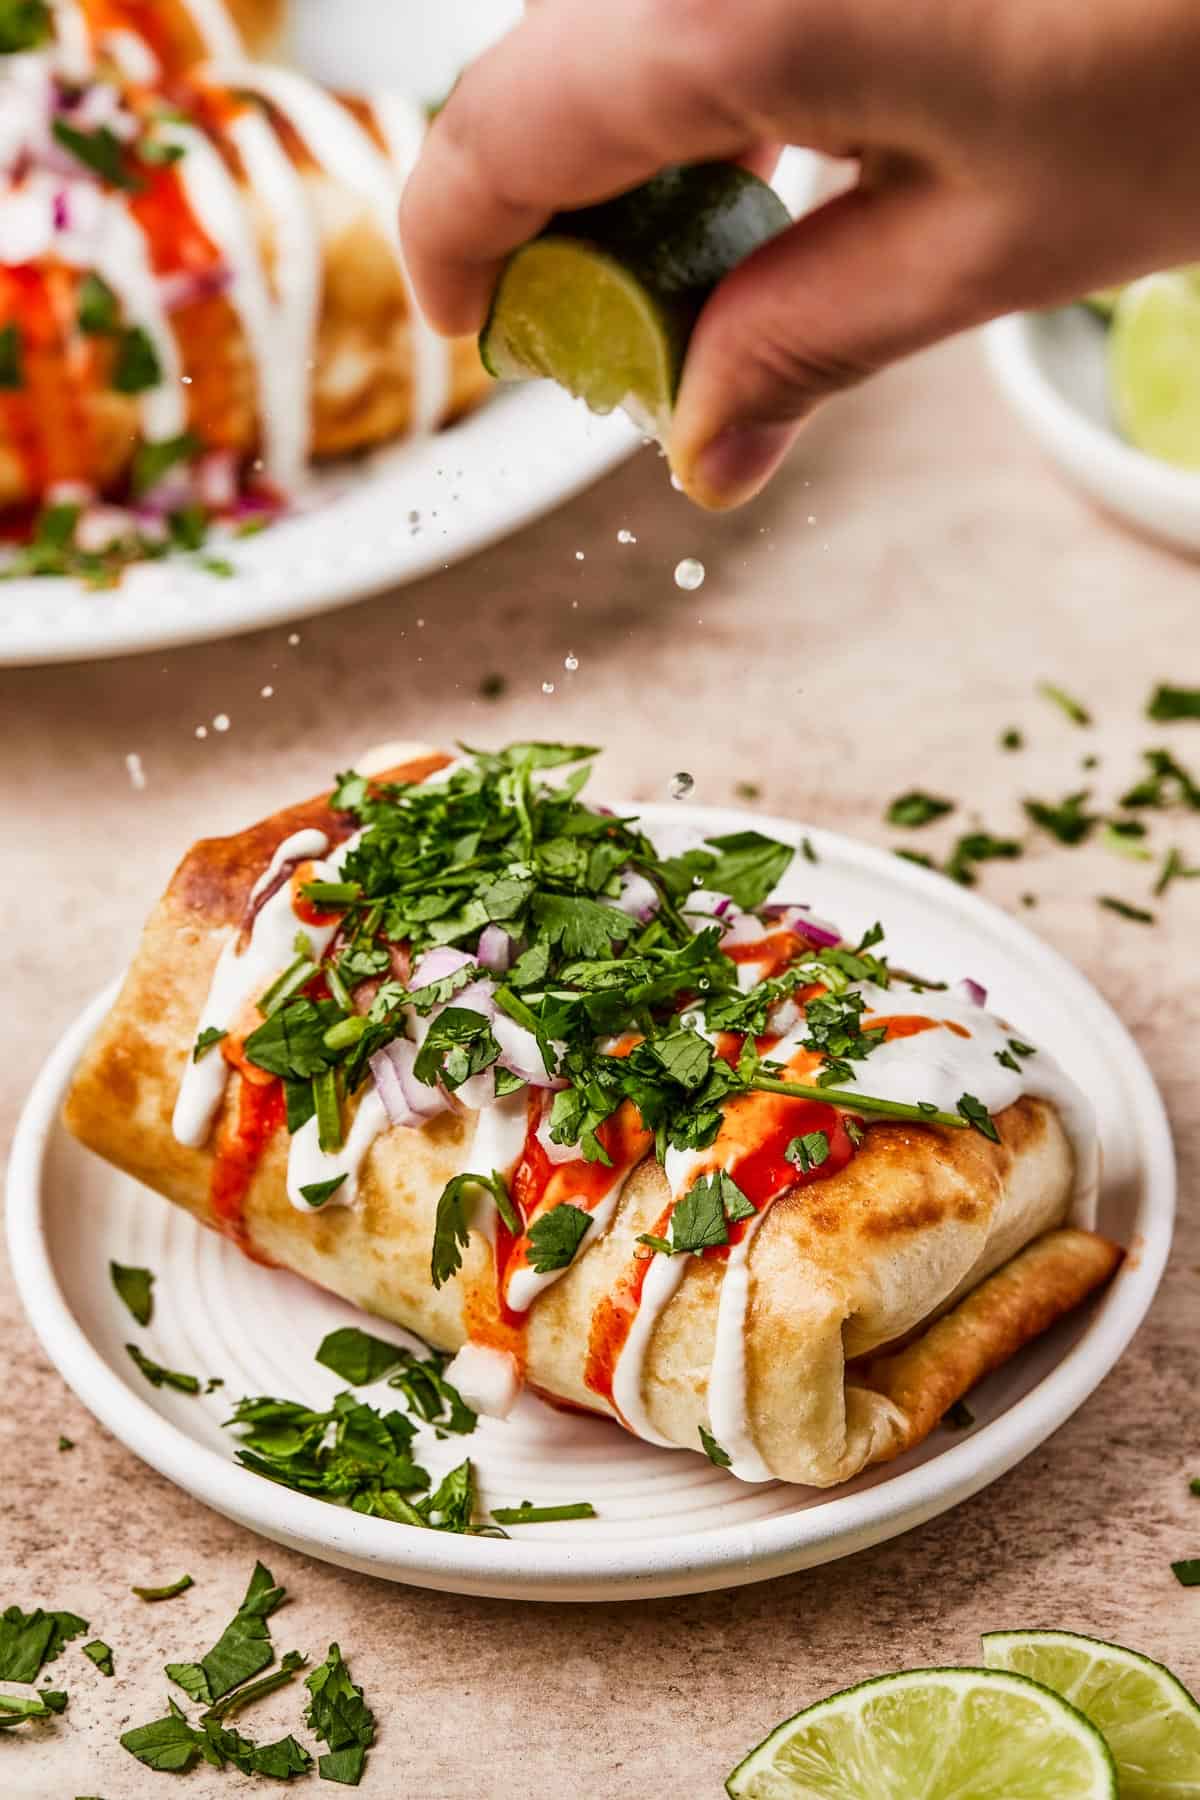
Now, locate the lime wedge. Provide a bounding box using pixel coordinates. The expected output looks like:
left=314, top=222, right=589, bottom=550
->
left=1109, top=272, right=1200, bottom=468
left=725, top=1666, right=1116, bottom=1799
left=983, top=1629, right=1200, bottom=1800
left=479, top=163, right=790, bottom=439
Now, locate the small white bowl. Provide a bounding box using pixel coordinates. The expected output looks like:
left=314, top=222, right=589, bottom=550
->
left=984, top=310, right=1200, bottom=554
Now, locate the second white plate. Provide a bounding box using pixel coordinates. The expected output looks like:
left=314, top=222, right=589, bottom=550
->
left=6, top=805, right=1174, bottom=1601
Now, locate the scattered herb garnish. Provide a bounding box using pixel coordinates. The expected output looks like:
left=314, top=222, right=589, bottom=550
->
left=125, top=1344, right=200, bottom=1394
left=0, top=1688, right=68, bottom=1728
left=943, top=1400, right=975, bottom=1430
left=0, top=322, right=23, bottom=390
left=1155, top=847, right=1200, bottom=896
left=77, top=271, right=120, bottom=335
left=132, top=1574, right=194, bottom=1603
left=491, top=1501, right=596, bottom=1524
left=1038, top=681, right=1091, bottom=727
left=1101, top=819, right=1152, bottom=861
left=527, top=1202, right=592, bottom=1272
left=299, top=1174, right=347, bottom=1207
left=1024, top=791, right=1097, bottom=847
left=57, top=1435, right=74, bottom=1453
left=1171, top=1560, right=1200, bottom=1588
left=131, top=431, right=200, bottom=498
left=165, top=1561, right=285, bottom=1707
left=734, top=780, right=761, bottom=802
left=478, top=672, right=507, bottom=699
left=1147, top=684, right=1200, bottom=722
left=1000, top=729, right=1023, bottom=751
left=112, top=326, right=162, bottom=394
left=699, top=1425, right=733, bottom=1468
left=1121, top=747, right=1200, bottom=812
left=956, top=1093, right=1000, bottom=1141
left=110, top=1260, right=154, bottom=1327
left=1098, top=896, right=1156, bottom=925
left=0, top=1606, right=88, bottom=1682
left=192, top=1025, right=226, bottom=1061
left=0, top=0, right=51, bottom=52
left=316, top=1326, right=405, bottom=1387
left=944, top=831, right=1023, bottom=887
left=82, top=1639, right=114, bottom=1677
left=51, top=119, right=140, bottom=190
left=305, top=1642, right=375, bottom=1786
left=886, top=791, right=955, bottom=828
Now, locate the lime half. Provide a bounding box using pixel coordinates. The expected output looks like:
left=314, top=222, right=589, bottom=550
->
left=479, top=163, right=790, bottom=440
left=725, top=1666, right=1116, bottom=1799
left=1109, top=272, right=1200, bottom=469
left=983, top=1630, right=1200, bottom=1800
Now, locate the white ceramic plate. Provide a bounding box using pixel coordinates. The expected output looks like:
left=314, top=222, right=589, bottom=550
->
left=984, top=310, right=1200, bottom=553
left=0, top=0, right=821, bottom=666
left=7, top=806, right=1174, bottom=1601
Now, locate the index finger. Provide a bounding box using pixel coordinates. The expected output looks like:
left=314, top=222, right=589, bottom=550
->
left=399, top=0, right=759, bottom=335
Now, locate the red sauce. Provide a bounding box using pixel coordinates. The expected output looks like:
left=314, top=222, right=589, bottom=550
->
left=0, top=264, right=100, bottom=494
left=208, top=1073, right=284, bottom=1261
left=724, top=930, right=812, bottom=978
left=583, top=1198, right=673, bottom=1408
left=868, top=1014, right=970, bottom=1042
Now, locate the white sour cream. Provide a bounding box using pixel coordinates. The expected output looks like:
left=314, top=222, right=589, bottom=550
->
left=286, top=1085, right=388, bottom=1210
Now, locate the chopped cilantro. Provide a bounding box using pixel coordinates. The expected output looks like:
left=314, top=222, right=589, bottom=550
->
left=76, top=271, right=119, bottom=334
left=299, top=1174, right=347, bottom=1208
left=315, top=1326, right=405, bottom=1386
left=0, top=1689, right=68, bottom=1727
left=1147, top=684, right=1200, bottom=722
left=412, top=1005, right=500, bottom=1090
left=130, top=432, right=199, bottom=498
left=699, top=1425, right=732, bottom=1468
left=82, top=1638, right=114, bottom=1677
left=125, top=1344, right=200, bottom=1394
left=698, top=829, right=794, bottom=909
left=0, top=322, right=23, bottom=390
left=944, top=831, right=1022, bottom=886
left=430, top=1170, right=517, bottom=1288
left=0, top=1606, right=88, bottom=1682
left=1000, top=728, right=1023, bottom=751
left=1171, top=1560, right=1200, bottom=1587
left=305, top=1642, right=375, bottom=1785
left=786, top=1129, right=830, bottom=1172
left=526, top=1202, right=592, bottom=1273
left=1121, top=747, right=1200, bottom=812
left=1155, top=847, right=1200, bottom=896
left=1023, top=791, right=1097, bottom=846
left=112, top=326, right=162, bottom=394
left=957, top=1093, right=1000, bottom=1142
left=121, top=1698, right=209, bottom=1773
left=165, top=1561, right=285, bottom=1706
left=670, top=1170, right=754, bottom=1254
left=943, top=1399, right=975, bottom=1430
left=895, top=848, right=935, bottom=869
left=801, top=835, right=818, bottom=863
left=0, top=0, right=52, bottom=51
left=386, top=1348, right=477, bottom=1436
left=51, top=120, right=140, bottom=189
left=109, top=1260, right=154, bottom=1326
left=200, top=1648, right=306, bottom=1723
left=734, top=780, right=761, bottom=801
left=491, top=1501, right=596, bottom=1524
left=1038, top=681, right=1091, bottom=726
left=478, top=672, right=506, bottom=699
left=886, top=791, right=954, bottom=828
left=1101, top=820, right=1152, bottom=861
left=57, top=1435, right=74, bottom=1452
left=192, top=1025, right=226, bottom=1061
left=132, top=1574, right=194, bottom=1603
left=1099, top=896, right=1155, bottom=924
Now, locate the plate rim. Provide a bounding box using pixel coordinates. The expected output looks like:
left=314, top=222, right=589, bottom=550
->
left=6, top=811, right=1176, bottom=1601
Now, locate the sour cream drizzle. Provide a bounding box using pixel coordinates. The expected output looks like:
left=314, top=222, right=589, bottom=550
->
left=209, top=63, right=449, bottom=435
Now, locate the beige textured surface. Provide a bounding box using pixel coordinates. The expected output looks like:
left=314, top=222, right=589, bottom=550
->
left=1, top=334, right=1197, bottom=1796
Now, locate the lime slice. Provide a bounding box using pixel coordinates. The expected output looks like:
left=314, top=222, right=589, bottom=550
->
left=983, top=1629, right=1200, bottom=1799
left=725, top=1666, right=1116, bottom=1799
left=479, top=163, right=790, bottom=439
left=1109, top=272, right=1200, bottom=468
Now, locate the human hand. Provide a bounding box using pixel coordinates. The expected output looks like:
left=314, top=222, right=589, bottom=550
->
left=401, top=0, right=1200, bottom=508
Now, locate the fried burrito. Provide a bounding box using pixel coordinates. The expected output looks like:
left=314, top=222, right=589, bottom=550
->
left=65, top=743, right=1121, bottom=1487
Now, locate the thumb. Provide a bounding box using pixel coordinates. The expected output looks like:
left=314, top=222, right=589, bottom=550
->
left=669, top=171, right=996, bottom=508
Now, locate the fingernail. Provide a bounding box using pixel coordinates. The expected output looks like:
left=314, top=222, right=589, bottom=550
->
left=686, top=422, right=796, bottom=509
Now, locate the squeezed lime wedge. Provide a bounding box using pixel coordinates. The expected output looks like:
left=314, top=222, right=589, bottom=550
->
left=479, top=163, right=790, bottom=440
left=725, top=1665, right=1116, bottom=1799
left=1109, top=272, right=1200, bottom=468
left=983, top=1629, right=1200, bottom=1800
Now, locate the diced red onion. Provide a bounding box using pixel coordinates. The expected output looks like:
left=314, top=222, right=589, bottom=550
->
left=196, top=449, right=238, bottom=512
left=159, top=266, right=233, bottom=313
left=761, top=903, right=840, bottom=949
left=713, top=896, right=734, bottom=919
left=616, top=871, right=660, bottom=923
left=534, top=1099, right=581, bottom=1165
left=956, top=977, right=988, bottom=1008
left=492, top=1012, right=565, bottom=1089
left=476, top=924, right=513, bottom=972
left=411, top=946, right=477, bottom=988
left=370, top=1038, right=447, bottom=1127
left=52, top=188, right=69, bottom=232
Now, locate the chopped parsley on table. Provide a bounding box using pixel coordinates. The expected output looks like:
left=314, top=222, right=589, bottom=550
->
left=110, top=1260, right=154, bottom=1327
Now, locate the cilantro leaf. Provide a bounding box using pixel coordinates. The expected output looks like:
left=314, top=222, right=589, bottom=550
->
left=131, top=431, right=199, bottom=498
left=1023, top=790, right=1097, bottom=846
left=0, top=0, right=52, bottom=51
left=316, top=1327, right=405, bottom=1386
left=300, top=1174, right=347, bottom=1207
left=648, top=1028, right=712, bottom=1091
left=77, top=271, right=119, bottom=334
left=193, top=1025, right=226, bottom=1061
left=1147, top=684, right=1200, bottom=722
left=199, top=1649, right=306, bottom=1724
left=121, top=1698, right=208, bottom=1772
left=944, top=831, right=1023, bottom=886
left=166, top=1561, right=285, bottom=1706
left=412, top=1006, right=499, bottom=1091
left=112, top=325, right=162, bottom=393
left=701, top=829, right=794, bottom=908
left=0, top=322, right=23, bottom=390
left=126, top=1344, right=200, bottom=1394
left=886, top=791, right=955, bottom=828
left=244, top=997, right=341, bottom=1081
left=957, top=1092, right=1000, bottom=1142
left=0, top=1607, right=88, bottom=1683
left=1155, top=847, right=1200, bottom=896
left=1173, top=1559, right=1200, bottom=1587
left=786, top=1130, right=830, bottom=1173
left=82, top=1638, right=114, bottom=1676
left=109, top=1260, right=154, bottom=1326
left=526, top=1202, right=592, bottom=1273
left=0, top=1689, right=68, bottom=1727
left=430, top=1171, right=516, bottom=1288
left=1038, top=681, right=1091, bottom=726
left=51, top=119, right=140, bottom=189
left=699, top=1425, right=732, bottom=1468
left=386, top=1349, right=477, bottom=1436
left=670, top=1175, right=730, bottom=1253
left=531, top=893, right=633, bottom=957
left=305, top=1642, right=375, bottom=1785
left=1099, top=895, right=1156, bottom=924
